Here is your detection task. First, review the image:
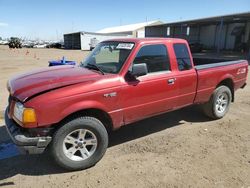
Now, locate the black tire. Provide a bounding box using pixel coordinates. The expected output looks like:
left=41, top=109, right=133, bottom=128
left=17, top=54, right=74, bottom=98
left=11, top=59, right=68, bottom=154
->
left=51, top=116, right=108, bottom=170
left=202, top=85, right=232, bottom=119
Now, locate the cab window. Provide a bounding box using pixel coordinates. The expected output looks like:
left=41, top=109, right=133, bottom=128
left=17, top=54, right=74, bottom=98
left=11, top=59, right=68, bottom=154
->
left=173, top=43, right=192, bottom=71
left=82, top=42, right=134, bottom=74
left=133, top=44, right=170, bottom=73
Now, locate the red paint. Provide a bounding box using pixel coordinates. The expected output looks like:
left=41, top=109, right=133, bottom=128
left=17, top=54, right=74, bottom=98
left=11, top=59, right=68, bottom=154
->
left=7, top=38, right=248, bottom=129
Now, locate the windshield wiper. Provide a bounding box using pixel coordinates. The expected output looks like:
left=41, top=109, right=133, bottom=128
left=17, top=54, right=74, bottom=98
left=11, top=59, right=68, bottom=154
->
left=84, top=63, right=105, bottom=75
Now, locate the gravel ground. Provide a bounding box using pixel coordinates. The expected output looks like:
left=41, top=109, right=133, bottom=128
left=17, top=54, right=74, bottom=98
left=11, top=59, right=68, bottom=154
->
left=0, top=45, right=249, bottom=188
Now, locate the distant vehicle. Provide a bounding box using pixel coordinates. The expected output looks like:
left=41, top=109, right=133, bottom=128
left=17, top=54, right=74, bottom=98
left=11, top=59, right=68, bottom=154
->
left=33, top=44, right=47, bottom=48
left=22, top=42, right=35, bottom=48
left=235, top=42, right=248, bottom=53
left=8, top=37, right=22, bottom=48
left=46, top=43, right=62, bottom=49
left=5, top=38, right=248, bottom=171
left=89, top=38, right=99, bottom=51
left=0, top=40, right=9, bottom=45
left=189, top=42, right=203, bottom=53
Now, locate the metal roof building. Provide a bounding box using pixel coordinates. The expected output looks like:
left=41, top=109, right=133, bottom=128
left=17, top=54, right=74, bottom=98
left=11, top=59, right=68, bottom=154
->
left=97, top=20, right=163, bottom=37
left=64, top=31, right=131, bottom=50
left=64, top=20, right=164, bottom=50
left=145, top=12, right=250, bottom=52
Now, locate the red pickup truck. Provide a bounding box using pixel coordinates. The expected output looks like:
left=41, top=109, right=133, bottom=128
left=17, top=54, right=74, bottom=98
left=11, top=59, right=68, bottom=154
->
left=5, top=38, right=248, bottom=170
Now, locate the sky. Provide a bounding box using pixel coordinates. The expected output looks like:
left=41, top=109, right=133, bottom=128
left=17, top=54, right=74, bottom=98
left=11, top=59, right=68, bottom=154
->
left=0, top=0, right=249, bottom=40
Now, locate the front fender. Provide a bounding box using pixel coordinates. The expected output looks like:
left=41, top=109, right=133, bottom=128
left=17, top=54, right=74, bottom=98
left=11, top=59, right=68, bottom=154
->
left=60, top=100, right=108, bottom=121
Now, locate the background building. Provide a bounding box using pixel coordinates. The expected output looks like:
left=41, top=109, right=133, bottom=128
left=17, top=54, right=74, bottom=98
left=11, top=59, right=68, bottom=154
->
left=64, top=31, right=131, bottom=50
left=145, top=12, right=250, bottom=53
left=64, top=20, right=163, bottom=50
left=97, top=20, right=163, bottom=38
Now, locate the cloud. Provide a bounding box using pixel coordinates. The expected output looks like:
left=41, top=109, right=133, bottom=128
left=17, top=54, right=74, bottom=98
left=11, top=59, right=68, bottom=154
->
left=0, top=22, right=9, bottom=27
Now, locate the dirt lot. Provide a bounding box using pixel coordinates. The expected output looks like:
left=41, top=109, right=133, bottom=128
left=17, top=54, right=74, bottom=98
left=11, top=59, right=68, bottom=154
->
left=0, top=45, right=250, bottom=188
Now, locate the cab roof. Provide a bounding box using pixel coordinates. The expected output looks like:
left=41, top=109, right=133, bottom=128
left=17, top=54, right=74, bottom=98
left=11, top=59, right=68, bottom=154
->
left=103, top=37, right=187, bottom=44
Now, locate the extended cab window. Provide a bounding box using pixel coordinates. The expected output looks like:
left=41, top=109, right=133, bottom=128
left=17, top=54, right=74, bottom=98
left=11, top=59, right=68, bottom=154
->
left=173, top=43, right=192, bottom=71
left=133, top=44, right=170, bottom=73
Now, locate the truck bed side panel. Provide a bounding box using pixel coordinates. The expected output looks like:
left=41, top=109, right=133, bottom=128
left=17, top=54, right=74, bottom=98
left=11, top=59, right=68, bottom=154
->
left=194, top=60, right=248, bottom=104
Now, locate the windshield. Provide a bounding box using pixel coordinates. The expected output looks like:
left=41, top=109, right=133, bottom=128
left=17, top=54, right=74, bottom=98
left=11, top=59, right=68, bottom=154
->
left=81, top=41, right=134, bottom=74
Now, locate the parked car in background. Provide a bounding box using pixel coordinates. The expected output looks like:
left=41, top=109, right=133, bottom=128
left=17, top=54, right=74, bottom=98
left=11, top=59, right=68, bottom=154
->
left=22, top=42, right=35, bottom=48
left=33, top=44, right=47, bottom=48
left=0, top=40, right=9, bottom=45
left=189, top=42, right=203, bottom=53
left=46, top=43, right=62, bottom=49
left=5, top=38, right=248, bottom=171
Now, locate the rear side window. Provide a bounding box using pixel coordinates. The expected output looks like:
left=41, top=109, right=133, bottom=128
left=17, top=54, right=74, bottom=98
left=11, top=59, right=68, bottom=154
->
left=133, top=44, right=170, bottom=73
left=173, top=43, right=192, bottom=71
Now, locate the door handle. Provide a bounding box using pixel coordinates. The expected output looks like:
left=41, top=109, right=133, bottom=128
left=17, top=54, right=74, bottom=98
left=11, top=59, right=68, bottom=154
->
left=167, top=78, right=176, bottom=85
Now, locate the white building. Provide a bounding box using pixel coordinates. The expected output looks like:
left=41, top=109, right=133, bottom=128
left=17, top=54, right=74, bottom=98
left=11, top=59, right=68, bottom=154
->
left=97, top=20, right=163, bottom=38
left=64, top=20, right=163, bottom=50
left=64, top=31, right=132, bottom=50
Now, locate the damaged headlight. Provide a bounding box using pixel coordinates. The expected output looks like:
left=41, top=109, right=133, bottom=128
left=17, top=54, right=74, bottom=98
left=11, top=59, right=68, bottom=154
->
left=14, top=102, right=37, bottom=124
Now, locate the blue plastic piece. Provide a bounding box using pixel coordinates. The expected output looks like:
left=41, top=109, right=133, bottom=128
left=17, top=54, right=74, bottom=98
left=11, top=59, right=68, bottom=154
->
left=0, top=142, right=20, bottom=160
left=49, top=56, right=76, bottom=67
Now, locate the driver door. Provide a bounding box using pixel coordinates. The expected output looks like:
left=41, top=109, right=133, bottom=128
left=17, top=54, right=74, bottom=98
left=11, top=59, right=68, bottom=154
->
left=121, top=44, right=179, bottom=124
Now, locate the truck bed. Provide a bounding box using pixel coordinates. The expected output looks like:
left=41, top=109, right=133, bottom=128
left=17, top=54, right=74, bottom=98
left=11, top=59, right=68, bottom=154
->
left=193, top=58, right=248, bottom=104
left=194, top=57, right=246, bottom=70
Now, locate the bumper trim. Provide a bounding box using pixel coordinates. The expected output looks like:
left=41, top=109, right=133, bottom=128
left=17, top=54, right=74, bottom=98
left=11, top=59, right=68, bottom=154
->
left=4, top=109, right=52, bottom=154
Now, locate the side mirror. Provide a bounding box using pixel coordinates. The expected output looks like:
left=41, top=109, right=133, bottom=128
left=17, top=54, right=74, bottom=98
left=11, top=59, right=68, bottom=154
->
left=131, top=63, right=148, bottom=77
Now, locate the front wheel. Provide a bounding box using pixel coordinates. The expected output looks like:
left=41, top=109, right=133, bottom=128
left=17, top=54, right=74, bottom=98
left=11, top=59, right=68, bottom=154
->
left=51, top=116, right=108, bottom=170
left=202, top=85, right=232, bottom=119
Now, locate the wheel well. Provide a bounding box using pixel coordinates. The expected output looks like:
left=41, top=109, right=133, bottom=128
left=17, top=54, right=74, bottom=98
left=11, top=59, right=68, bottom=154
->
left=58, top=108, right=113, bottom=132
left=217, top=78, right=234, bottom=102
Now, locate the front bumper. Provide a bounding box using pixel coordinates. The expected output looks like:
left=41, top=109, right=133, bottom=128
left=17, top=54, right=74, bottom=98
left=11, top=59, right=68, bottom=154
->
left=4, top=109, right=52, bottom=154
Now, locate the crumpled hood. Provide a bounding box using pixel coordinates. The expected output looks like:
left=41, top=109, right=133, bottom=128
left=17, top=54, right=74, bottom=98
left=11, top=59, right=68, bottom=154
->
left=8, top=65, right=101, bottom=102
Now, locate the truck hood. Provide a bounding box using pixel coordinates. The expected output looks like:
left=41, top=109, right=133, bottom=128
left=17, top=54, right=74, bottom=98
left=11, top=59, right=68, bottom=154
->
left=8, top=65, right=102, bottom=102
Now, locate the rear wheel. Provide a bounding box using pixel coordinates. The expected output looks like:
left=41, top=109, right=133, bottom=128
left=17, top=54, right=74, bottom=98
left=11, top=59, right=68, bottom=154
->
left=51, top=116, right=108, bottom=170
left=202, top=85, right=232, bottom=119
